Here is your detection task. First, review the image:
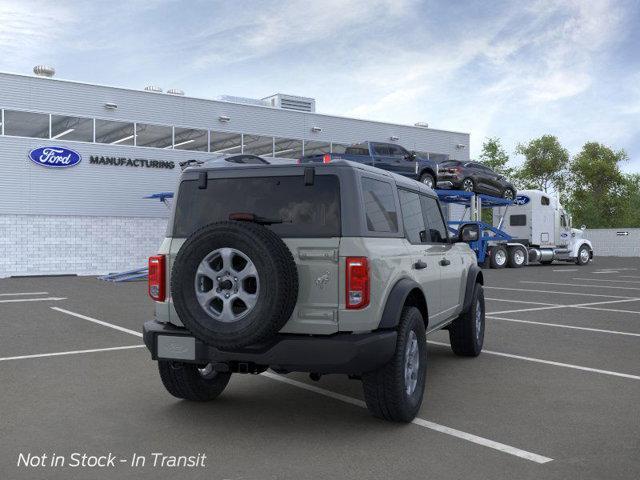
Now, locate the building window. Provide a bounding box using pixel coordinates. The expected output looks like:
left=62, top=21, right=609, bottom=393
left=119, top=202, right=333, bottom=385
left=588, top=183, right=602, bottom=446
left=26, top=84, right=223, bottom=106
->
left=210, top=131, right=242, bottom=154
left=361, top=177, right=398, bottom=233
left=303, top=140, right=331, bottom=156
left=50, top=114, right=94, bottom=142
left=173, top=127, right=208, bottom=151
left=273, top=137, right=303, bottom=159
left=95, top=119, right=135, bottom=145
left=3, top=110, right=50, bottom=139
left=243, top=135, right=274, bottom=156
left=135, top=123, right=173, bottom=148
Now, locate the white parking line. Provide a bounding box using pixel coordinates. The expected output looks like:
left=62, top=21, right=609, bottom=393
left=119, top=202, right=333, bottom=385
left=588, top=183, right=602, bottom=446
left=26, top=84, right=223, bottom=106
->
left=618, top=275, right=640, bottom=279
left=552, top=269, right=578, bottom=272
left=485, top=286, right=638, bottom=299
left=489, top=298, right=640, bottom=316
left=487, top=315, right=640, bottom=337
left=0, top=297, right=66, bottom=304
left=0, top=292, right=49, bottom=296
left=262, top=372, right=552, bottom=464
left=520, top=281, right=640, bottom=291
left=51, top=307, right=143, bottom=337
left=573, top=278, right=640, bottom=284
left=428, top=341, right=640, bottom=381
left=486, top=298, right=559, bottom=307
left=0, top=345, right=145, bottom=362
left=574, top=305, right=640, bottom=315
left=488, top=305, right=566, bottom=315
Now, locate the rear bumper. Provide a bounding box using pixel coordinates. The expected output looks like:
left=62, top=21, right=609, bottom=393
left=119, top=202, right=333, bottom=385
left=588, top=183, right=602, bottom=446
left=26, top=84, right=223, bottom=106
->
left=143, top=320, right=397, bottom=375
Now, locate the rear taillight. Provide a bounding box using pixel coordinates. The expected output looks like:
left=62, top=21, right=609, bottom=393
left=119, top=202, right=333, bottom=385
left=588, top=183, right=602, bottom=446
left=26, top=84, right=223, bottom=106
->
left=148, top=255, right=166, bottom=301
left=346, top=257, right=369, bottom=309
left=322, top=153, right=331, bottom=164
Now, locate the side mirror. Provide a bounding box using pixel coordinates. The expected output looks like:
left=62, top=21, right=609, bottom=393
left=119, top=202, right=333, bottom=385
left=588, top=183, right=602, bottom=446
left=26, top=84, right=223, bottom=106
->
left=459, top=224, right=479, bottom=242
left=581, top=224, right=586, bottom=230
left=404, top=151, right=416, bottom=160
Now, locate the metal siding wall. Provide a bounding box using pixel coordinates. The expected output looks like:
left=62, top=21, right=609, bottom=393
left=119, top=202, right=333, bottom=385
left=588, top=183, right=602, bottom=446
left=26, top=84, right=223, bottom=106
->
left=583, top=229, right=640, bottom=257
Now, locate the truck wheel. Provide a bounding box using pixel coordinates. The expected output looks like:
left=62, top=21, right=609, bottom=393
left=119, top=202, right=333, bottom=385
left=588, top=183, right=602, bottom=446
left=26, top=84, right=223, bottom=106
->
left=576, top=245, right=591, bottom=265
left=171, top=221, right=299, bottom=349
left=507, top=246, right=526, bottom=268
left=502, top=188, right=516, bottom=200
left=462, top=178, right=475, bottom=192
left=449, top=283, right=484, bottom=357
left=362, top=306, right=427, bottom=423
left=489, top=245, right=507, bottom=269
left=158, top=361, right=231, bottom=401
left=419, top=172, right=435, bottom=189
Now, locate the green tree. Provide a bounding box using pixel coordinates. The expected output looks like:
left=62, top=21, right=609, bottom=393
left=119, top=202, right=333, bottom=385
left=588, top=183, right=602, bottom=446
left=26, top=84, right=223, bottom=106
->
left=566, top=142, right=628, bottom=228
left=479, top=137, right=515, bottom=177
left=619, top=174, right=640, bottom=227
left=515, top=135, right=569, bottom=193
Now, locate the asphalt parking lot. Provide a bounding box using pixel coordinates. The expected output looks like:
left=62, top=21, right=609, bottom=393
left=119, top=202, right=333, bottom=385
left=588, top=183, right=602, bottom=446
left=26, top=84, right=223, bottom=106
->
left=1, top=257, right=639, bottom=480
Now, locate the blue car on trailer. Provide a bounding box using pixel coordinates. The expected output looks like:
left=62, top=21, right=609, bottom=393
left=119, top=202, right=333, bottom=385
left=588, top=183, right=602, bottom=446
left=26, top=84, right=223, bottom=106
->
left=435, top=190, right=528, bottom=269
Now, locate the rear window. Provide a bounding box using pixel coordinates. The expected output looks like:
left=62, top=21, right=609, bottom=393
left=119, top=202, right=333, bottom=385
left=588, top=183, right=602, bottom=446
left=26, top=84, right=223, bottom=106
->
left=361, top=177, right=398, bottom=233
left=345, top=144, right=370, bottom=156
left=173, top=175, right=341, bottom=238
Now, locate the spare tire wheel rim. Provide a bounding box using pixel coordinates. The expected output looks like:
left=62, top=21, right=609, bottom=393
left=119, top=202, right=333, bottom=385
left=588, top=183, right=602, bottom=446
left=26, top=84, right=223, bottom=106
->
left=194, top=247, right=259, bottom=323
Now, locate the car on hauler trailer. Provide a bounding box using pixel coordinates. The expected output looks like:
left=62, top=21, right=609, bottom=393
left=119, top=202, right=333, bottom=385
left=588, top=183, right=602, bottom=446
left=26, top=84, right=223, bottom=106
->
left=143, top=159, right=484, bottom=422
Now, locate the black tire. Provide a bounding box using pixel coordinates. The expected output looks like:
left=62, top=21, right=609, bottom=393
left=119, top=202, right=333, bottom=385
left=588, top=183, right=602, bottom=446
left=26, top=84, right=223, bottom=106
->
left=158, top=361, right=231, bottom=401
left=362, top=306, right=427, bottom=423
left=419, top=172, right=435, bottom=189
left=449, top=284, right=484, bottom=356
left=576, top=245, right=591, bottom=265
left=502, top=188, right=516, bottom=200
left=489, top=245, right=507, bottom=269
left=461, top=178, right=475, bottom=192
left=507, top=246, right=526, bottom=268
left=171, top=221, right=298, bottom=349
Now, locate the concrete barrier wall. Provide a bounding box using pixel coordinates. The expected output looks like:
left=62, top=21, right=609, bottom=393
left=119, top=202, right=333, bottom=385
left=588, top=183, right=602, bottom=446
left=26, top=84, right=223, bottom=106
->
left=582, top=229, right=640, bottom=257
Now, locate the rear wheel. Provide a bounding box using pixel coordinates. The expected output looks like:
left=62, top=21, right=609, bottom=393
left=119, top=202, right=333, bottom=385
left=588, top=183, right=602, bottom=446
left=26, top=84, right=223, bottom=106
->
left=449, top=283, right=484, bottom=357
left=507, top=246, right=526, bottom=268
left=419, top=172, right=435, bottom=189
left=362, top=306, right=427, bottom=422
left=489, top=245, right=507, bottom=269
left=462, top=178, right=475, bottom=192
left=158, top=361, right=231, bottom=401
left=502, top=188, right=516, bottom=200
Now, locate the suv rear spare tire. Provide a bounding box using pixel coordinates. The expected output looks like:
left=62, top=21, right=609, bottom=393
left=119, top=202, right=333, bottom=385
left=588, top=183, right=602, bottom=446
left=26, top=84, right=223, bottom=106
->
left=171, top=221, right=299, bottom=349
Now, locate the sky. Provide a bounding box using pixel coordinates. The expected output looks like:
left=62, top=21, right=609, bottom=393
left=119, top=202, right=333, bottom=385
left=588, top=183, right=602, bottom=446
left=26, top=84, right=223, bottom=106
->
left=1, top=0, right=639, bottom=171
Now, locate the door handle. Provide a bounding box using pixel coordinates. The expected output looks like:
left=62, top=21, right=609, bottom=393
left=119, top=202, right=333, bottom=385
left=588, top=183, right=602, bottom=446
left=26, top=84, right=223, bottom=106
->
left=413, top=260, right=428, bottom=270
left=440, top=258, right=451, bottom=266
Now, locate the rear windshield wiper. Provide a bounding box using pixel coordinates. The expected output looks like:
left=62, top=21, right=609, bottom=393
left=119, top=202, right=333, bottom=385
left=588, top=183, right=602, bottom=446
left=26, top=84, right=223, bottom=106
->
left=229, top=212, right=287, bottom=225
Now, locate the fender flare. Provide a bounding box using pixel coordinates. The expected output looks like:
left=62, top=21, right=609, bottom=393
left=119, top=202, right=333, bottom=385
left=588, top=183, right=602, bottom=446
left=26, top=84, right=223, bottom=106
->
left=571, top=239, right=593, bottom=258
left=378, top=278, right=425, bottom=330
left=462, top=265, right=483, bottom=313
left=418, top=166, right=437, bottom=180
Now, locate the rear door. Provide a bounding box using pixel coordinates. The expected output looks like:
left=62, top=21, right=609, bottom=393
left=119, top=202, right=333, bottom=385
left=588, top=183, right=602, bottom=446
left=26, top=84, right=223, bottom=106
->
left=386, top=144, right=415, bottom=177
left=371, top=143, right=394, bottom=171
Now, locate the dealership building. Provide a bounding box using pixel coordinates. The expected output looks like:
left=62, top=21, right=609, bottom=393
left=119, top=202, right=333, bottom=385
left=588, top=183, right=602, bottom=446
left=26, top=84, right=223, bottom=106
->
left=0, top=68, right=470, bottom=277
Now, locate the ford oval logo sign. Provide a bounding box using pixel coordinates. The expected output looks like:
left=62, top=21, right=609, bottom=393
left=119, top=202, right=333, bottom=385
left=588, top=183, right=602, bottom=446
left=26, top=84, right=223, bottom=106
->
left=28, top=146, right=82, bottom=168
left=514, top=195, right=530, bottom=205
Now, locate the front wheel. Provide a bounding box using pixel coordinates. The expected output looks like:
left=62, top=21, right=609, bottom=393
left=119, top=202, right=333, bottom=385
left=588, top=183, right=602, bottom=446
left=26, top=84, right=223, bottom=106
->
left=158, top=361, right=231, bottom=401
left=419, top=172, right=435, bottom=189
left=449, top=283, right=484, bottom=357
left=462, top=178, right=475, bottom=192
left=576, top=245, right=591, bottom=265
left=362, top=306, right=427, bottom=422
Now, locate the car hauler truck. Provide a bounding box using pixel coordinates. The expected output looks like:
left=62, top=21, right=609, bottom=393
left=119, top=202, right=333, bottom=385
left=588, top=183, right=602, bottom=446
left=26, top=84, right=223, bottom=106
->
left=493, top=189, right=593, bottom=266
left=438, top=189, right=593, bottom=268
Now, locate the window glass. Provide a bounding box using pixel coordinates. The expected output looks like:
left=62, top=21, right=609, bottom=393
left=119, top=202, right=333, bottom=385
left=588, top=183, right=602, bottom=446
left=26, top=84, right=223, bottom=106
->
left=344, top=143, right=369, bottom=155
left=210, top=131, right=242, bottom=154
left=173, top=127, right=208, bottom=151
left=388, top=145, right=408, bottom=158
left=136, top=123, right=173, bottom=148
left=420, top=195, right=448, bottom=243
left=174, top=175, right=340, bottom=238
left=560, top=215, right=567, bottom=227
left=541, top=196, right=550, bottom=206
left=399, top=190, right=426, bottom=243
left=95, top=119, right=135, bottom=145
left=243, top=135, right=274, bottom=156
left=303, top=140, right=331, bottom=156
left=273, top=137, right=303, bottom=158
left=4, top=110, right=49, bottom=138
left=510, top=214, right=527, bottom=226
left=331, top=143, right=350, bottom=154
left=50, top=115, right=93, bottom=142
left=361, top=177, right=398, bottom=233
left=372, top=143, right=390, bottom=156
